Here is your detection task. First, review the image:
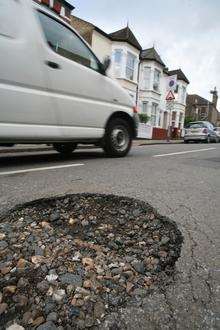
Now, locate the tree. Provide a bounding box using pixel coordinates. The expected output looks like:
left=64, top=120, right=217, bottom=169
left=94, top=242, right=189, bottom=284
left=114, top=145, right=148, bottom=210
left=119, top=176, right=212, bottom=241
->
left=184, top=116, right=194, bottom=127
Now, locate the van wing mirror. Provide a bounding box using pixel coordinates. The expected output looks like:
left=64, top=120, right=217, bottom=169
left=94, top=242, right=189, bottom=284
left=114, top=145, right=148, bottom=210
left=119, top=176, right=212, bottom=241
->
left=102, top=56, right=111, bottom=73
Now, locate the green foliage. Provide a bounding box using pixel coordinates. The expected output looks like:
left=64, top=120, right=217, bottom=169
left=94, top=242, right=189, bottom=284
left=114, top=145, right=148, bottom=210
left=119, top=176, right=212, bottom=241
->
left=138, top=113, right=150, bottom=124
left=184, top=116, right=194, bottom=126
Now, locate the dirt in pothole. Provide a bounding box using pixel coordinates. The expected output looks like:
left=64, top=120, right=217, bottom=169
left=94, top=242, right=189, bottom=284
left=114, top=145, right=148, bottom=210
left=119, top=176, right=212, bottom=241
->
left=0, top=194, right=183, bottom=329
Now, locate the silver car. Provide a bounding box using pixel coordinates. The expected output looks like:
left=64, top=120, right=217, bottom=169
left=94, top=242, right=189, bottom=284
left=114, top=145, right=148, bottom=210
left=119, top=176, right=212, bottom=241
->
left=184, top=121, right=218, bottom=143
left=214, top=127, right=220, bottom=142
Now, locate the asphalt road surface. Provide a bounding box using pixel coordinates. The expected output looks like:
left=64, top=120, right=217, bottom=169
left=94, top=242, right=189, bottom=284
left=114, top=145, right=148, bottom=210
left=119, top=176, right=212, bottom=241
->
left=0, top=143, right=219, bottom=329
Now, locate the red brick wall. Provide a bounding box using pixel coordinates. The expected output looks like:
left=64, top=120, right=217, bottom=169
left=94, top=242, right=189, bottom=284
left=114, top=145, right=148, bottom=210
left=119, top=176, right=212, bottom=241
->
left=152, top=128, right=168, bottom=140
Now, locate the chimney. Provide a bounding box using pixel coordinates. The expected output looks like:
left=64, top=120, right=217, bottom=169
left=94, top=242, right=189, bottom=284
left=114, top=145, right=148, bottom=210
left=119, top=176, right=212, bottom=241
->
left=210, top=87, right=218, bottom=108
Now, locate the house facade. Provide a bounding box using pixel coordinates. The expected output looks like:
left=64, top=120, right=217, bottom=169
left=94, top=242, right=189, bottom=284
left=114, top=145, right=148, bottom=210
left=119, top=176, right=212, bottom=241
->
left=71, top=15, right=190, bottom=139
left=186, top=88, right=220, bottom=126
left=34, top=0, right=74, bottom=22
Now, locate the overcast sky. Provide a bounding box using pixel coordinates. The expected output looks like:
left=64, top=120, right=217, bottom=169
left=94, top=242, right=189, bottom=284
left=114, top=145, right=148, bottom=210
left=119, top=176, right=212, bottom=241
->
left=69, top=0, right=219, bottom=105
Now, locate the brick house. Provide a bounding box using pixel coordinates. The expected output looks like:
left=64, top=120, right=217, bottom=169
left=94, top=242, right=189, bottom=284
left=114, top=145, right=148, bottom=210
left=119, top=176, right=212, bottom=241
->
left=186, top=88, right=220, bottom=126
left=34, top=0, right=74, bottom=22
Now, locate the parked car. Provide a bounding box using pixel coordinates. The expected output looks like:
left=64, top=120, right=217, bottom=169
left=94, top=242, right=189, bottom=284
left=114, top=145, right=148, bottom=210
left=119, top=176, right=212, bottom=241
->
left=184, top=121, right=218, bottom=143
left=0, top=0, right=138, bottom=157
left=214, top=127, right=220, bottom=142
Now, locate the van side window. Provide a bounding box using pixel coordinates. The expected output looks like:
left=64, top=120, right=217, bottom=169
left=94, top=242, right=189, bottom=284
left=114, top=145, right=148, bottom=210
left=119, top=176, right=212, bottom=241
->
left=37, top=12, right=100, bottom=72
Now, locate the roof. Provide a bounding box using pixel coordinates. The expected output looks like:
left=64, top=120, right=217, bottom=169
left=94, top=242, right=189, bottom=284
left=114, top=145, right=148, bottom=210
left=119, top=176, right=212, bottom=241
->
left=168, top=69, right=189, bottom=84
left=186, top=94, right=213, bottom=106
left=109, top=26, right=142, bottom=50
left=62, top=0, right=75, bottom=10
left=140, top=47, right=165, bottom=67
left=33, top=0, right=74, bottom=11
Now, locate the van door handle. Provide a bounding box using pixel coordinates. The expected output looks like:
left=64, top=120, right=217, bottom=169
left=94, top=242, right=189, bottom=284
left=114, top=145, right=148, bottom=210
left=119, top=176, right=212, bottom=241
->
left=46, top=61, right=61, bottom=69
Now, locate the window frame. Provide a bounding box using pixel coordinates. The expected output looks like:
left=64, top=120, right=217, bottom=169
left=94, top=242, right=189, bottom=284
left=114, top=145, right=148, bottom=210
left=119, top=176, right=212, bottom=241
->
left=153, top=68, right=161, bottom=92
left=36, top=9, right=105, bottom=75
left=142, top=66, right=151, bottom=90
left=151, top=103, right=158, bottom=126
left=126, top=51, right=136, bottom=81
left=142, top=101, right=148, bottom=113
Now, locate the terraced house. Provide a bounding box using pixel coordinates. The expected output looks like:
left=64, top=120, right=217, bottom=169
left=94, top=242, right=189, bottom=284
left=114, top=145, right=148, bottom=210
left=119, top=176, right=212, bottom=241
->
left=71, top=16, right=189, bottom=139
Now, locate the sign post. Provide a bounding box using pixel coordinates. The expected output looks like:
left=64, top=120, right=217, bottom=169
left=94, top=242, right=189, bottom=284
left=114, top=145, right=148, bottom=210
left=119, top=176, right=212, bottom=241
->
left=166, top=91, right=175, bottom=142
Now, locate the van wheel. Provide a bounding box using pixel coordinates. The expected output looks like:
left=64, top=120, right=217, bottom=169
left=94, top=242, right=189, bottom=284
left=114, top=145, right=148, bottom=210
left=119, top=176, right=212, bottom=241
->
left=53, top=143, right=77, bottom=155
left=103, top=118, right=132, bottom=157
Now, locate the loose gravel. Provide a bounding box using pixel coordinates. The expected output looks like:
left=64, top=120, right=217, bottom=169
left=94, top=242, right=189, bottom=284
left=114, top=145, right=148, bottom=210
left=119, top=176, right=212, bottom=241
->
left=0, top=194, right=183, bottom=329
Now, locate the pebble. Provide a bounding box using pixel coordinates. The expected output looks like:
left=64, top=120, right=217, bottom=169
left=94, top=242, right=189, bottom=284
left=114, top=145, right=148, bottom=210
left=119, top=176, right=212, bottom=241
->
left=132, top=261, right=146, bottom=274
left=50, top=212, right=60, bottom=222
left=36, top=321, right=57, bottom=330
left=0, top=303, right=8, bottom=314
left=6, top=324, right=24, bottom=330
left=0, top=233, right=6, bottom=240
left=46, top=274, right=58, bottom=282
left=46, top=312, right=58, bottom=322
left=37, top=280, right=50, bottom=293
left=60, top=273, right=82, bottom=286
left=94, top=301, right=105, bottom=319
left=0, top=240, right=8, bottom=250
left=52, top=289, right=66, bottom=302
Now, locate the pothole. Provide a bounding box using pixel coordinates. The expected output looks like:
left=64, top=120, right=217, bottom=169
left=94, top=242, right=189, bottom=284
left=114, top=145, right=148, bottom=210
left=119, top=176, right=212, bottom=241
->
left=0, top=194, right=183, bottom=329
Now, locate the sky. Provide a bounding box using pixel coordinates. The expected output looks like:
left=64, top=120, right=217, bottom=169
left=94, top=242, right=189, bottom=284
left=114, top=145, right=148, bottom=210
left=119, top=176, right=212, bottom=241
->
left=69, top=0, right=220, bottom=105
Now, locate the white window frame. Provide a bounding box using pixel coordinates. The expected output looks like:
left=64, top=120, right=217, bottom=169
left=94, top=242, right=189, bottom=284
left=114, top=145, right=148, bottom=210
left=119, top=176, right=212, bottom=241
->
left=126, top=51, right=136, bottom=81
left=142, top=101, right=148, bottom=113
left=142, top=66, right=151, bottom=90
left=151, top=103, right=158, bottom=126
left=113, top=49, right=123, bottom=77
left=153, top=69, right=161, bottom=92
left=181, top=86, right=186, bottom=103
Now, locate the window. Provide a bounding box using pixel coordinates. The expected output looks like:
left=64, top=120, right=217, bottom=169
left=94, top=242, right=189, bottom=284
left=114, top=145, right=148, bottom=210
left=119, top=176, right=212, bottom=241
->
left=153, top=69, right=161, bottom=91
left=114, top=49, right=122, bottom=64
left=151, top=103, right=158, bottom=126
left=114, top=49, right=122, bottom=76
left=181, top=86, right=186, bottom=103
left=142, top=66, right=151, bottom=89
left=126, top=52, right=136, bottom=81
left=142, top=101, right=148, bottom=113
left=37, top=12, right=99, bottom=71
left=175, top=84, right=179, bottom=93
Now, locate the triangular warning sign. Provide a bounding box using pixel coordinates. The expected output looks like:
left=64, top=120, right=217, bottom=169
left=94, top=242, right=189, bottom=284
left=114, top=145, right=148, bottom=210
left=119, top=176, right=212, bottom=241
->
left=166, top=90, right=175, bottom=101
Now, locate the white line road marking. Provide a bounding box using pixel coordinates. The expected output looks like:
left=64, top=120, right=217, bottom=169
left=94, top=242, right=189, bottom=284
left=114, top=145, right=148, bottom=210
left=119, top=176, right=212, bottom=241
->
left=0, top=163, right=84, bottom=176
left=153, top=147, right=216, bottom=158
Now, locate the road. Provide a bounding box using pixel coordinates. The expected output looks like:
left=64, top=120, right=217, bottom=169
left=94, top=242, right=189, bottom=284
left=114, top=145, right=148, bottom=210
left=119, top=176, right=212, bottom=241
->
left=0, top=143, right=219, bottom=329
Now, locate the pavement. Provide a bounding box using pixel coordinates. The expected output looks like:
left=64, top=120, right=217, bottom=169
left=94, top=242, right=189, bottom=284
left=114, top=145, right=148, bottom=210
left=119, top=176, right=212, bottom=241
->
left=0, top=143, right=219, bottom=329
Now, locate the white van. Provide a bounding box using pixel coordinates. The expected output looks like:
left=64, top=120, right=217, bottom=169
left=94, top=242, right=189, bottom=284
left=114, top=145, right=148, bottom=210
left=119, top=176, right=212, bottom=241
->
left=0, top=0, right=138, bottom=157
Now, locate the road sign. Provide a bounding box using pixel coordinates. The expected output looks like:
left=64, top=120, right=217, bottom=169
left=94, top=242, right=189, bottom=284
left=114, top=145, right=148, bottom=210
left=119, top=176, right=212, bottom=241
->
left=166, top=75, right=177, bottom=91
left=166, top=90, right=175, bottom=101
